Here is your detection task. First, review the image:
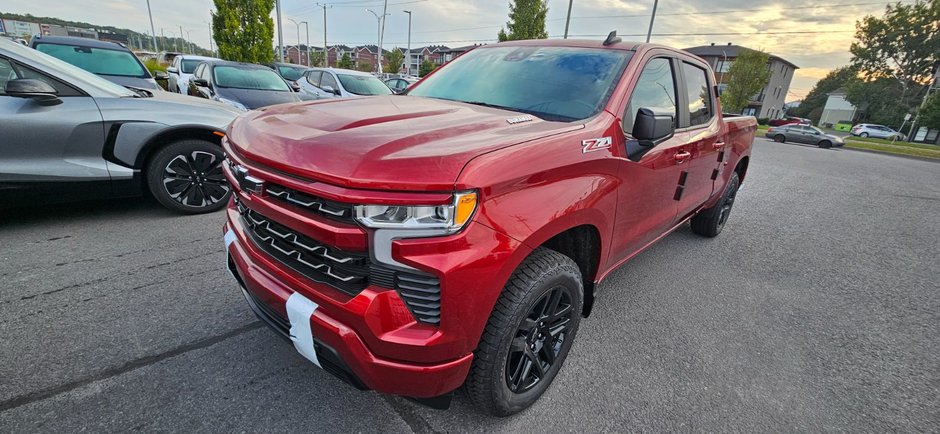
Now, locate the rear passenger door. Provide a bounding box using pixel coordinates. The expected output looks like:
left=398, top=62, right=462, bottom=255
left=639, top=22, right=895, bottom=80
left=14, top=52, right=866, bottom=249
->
left=675, top=60, right=721, bottom=219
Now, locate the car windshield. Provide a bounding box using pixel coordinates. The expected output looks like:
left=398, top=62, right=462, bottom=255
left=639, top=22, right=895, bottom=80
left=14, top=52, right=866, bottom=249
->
left=34, top=43, right=148, bottom=78
left=409, top=46, right=633, bottom=122
left=213, top=66, right=290, bottom=91
left=181, top=59, right=204, bottom=74
left=336, top=74, right=393, bottom=96
left=278, top=66, right=306, bottom=81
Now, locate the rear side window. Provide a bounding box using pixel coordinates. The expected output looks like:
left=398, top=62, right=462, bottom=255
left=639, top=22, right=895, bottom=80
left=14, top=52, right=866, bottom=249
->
left=624, top=58, right=677, bottom=133
left=305, top=71, right=322, bottom=87
left=681, top=62, right=712, bottom=127
left=320, top=72, right=338, bottom=90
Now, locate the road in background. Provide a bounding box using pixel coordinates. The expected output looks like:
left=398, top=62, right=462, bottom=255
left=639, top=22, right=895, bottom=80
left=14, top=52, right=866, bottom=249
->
left=1, top=138, right=937, bottom=432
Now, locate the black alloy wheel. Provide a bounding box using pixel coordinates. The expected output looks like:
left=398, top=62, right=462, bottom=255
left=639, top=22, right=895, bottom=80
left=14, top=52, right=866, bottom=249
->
left=505, top=285, right=575, bottom=393
left=146, top=139, right=231, bottom=214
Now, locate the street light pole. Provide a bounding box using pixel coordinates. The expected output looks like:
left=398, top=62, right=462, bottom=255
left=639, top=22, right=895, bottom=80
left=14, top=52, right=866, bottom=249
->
left=288, top=18, right=301, bottom=64
left=379, top=0, right=388, bottom=74
left=367, top=9, right=388, bottom=74
left=318, top=3, right=331, bottom=67
left=646, top=0, right=658, bottom=43
left=302, top=21, right=310, bottom=66
left=404, top=10, right=411, bottom=75
left=563, top=0, right=573, bottom=39
left=146, top=0, right=159, bottom=51
left=275, top=0, right=285, bottom=62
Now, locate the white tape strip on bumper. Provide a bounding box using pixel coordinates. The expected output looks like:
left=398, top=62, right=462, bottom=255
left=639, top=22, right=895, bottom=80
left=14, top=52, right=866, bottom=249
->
left=286, top=292, right=321, bottom=367
left=224, top=229, right=238, bottom=280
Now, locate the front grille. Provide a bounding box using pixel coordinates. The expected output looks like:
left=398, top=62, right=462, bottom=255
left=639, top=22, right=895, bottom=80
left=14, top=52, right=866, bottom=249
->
left=237, top=201, right=370, bottom=295
left=266, top=183, right=356, bottom=224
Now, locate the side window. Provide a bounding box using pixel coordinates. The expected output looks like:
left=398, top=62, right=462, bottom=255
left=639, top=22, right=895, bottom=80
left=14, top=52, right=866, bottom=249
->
left=194, top=64, right=206, bottom=79
left=624, top=58, right=677, bottom=134
left=0, top=58, right=16, bottom=94
left=305, top=71, right=322, bottom=87
left=320, top=72, right=338, bottom=90
left=681, top=62, right=712, bottom=127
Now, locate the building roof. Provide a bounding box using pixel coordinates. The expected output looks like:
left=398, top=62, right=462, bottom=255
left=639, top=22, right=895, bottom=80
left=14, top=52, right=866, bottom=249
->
left=684, top=43, right=798, bottom=69
left=357, top=45, right=389, bottom=55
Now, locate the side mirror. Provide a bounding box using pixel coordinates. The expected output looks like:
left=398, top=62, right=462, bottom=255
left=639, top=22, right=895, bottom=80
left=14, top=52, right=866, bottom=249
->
left=5, top=78, right=61, bottom=106
left=632, top=108, right=674, bottom=145
left=321, top=85, right=340, bottom=96
left=154, top=71, right=169, bottom=80
left=192, top=78, right=209, bottom=88
left=166, top=66, right=178, bottom=74
left=290, top=82, right=302, bottom=92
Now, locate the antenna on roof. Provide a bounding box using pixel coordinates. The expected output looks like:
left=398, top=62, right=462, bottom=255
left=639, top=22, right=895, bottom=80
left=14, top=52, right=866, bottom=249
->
left=603, top=31, right=621, bottom=46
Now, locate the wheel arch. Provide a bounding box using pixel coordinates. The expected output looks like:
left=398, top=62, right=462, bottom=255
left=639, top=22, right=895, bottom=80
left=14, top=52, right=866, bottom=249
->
left=537, top=224, right=602, bottom=318
left=133, top=125, right=225, bottom=170
left=734, top=155, right=749, bottom=183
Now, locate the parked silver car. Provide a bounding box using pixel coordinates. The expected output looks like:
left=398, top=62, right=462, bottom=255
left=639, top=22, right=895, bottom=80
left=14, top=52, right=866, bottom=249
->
left=850, top=123, right=904, bottom=140
left=295, top=67, right=393, bottom=99
left=0, top=38, right=241, bottom=213
left=765, top=124, right=844, bottom=148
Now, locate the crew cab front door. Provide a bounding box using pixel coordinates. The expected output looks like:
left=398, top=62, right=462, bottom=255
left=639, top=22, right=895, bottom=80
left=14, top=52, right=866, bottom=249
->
left=675, top=61, right=721, bottom=219
left=608, top=56, right=684, bottom=267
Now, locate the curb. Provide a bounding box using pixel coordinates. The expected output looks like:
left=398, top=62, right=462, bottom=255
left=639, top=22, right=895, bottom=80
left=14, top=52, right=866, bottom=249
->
left=841, top=146, right=940, bottom=163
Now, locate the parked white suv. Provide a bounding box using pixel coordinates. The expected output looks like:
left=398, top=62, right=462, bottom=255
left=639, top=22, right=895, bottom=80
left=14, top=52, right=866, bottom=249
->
left=295, top=67, right=393, bottom=99
left=851, top=123, right=904, bottom=140
left=166, top=54, right=219, bottom=94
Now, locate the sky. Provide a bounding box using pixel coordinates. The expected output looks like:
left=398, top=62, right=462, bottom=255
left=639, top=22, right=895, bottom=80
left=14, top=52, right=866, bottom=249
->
left=0, top=0, right=909, bottom=100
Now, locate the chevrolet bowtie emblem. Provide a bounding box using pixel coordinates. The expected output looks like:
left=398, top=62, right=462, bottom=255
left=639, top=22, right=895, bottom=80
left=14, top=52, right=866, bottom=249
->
left=233, top=164, right=264, bottom=194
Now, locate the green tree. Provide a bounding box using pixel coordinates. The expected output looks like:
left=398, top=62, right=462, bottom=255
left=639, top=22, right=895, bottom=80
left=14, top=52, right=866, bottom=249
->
left=848, top=1, right=940, bottom=122
left=497, top=0, right=548, bottom=42
left=917, top=91, right=940, bottom=130
left=337, top=53, right=354, bottom=69
left=355, top=62, right=374, bottom=73
left=419, top=59, right=436, bottom=77
left=790, top=66, right=857, bottom=122
left=845, top=76, right=907, bottom=127
left=212, top=0, right=275, bottom=63
left=722, top=48, right=771, bottom=114
left=309, top=51, right=325, bottom=67
left=384, top=48, right=405, bottom=74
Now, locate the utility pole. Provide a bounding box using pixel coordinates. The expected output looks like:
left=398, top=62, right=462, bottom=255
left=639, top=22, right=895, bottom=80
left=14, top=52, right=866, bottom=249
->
left=179, top=25, right=185, bottom=53
left=275, top=0, right=285, bottom=62
left=646, top=0, right=658, bottom=43
left=208, top=11, right=215, bottom=57
left=367, top=9, right=388, bottom=74
left=404, top=10, right=411, bottom=75
left=288, top=18, right=301, bottom=64
left=318, top=3, right=331, bottom=67
left=563, top=0, right=573, bottom=39
left=146, top=0, right=159, bottom=52
left=161, top=28, right=165, bottom=52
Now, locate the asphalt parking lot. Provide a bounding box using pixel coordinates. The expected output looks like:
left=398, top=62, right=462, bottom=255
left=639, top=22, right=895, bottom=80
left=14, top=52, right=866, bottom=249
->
left=1, top=138, right=937, bottom=432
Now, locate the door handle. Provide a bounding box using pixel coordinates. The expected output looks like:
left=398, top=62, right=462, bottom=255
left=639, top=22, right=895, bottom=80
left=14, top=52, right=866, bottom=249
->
left=713, top=142, right=725, bottom=150
left=674, top=151, right=691, bottom=163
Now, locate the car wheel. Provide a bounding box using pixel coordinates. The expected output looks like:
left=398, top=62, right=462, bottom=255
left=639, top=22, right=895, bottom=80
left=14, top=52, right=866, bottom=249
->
left=860, top=132, right=869, bottom=138
left=818, top=140, right=832, bottom=149
left=145, top=139, right=231, bottom=214
left=691, top=172, right=740, bottom=238
left=465, top=247, right=583, bottom=417
left=773, top=135, right=785, bottom=143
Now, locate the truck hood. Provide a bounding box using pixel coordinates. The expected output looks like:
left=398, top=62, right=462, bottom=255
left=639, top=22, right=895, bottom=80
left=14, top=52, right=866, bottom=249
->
left=227, top=96, right=582, bottom=191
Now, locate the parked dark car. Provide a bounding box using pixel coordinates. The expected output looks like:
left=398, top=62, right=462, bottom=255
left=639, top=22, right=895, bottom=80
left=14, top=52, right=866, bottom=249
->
left=188, top=60, right=301, bottom=110
left=0, top=38, right=240, bottom=213
left=30, top=35, right=164, bottom=90
left=766, top=124, right=844, bottom=148
left=384, top=75, right=418, bottom=94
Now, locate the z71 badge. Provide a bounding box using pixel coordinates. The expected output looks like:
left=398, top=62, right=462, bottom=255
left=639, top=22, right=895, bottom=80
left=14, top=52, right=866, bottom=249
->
left=582, top=137, right=612, bottom=153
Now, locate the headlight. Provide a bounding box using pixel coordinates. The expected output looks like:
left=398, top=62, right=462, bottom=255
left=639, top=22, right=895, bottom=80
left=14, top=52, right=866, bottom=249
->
left=216, top=97, right=249, bottom=112
left=355, top=191, right=477, bottom=233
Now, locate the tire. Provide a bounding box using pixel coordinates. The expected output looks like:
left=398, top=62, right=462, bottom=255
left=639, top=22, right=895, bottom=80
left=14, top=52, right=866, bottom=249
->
left=145, top=139, right=231, bottom=214
left=860, top=132, right=869, bottom=138
left=818, top=140, right=832, bottom=149
left=773, top=134, right=785, bottom=143
left=691, top=172, right=740, bottom=238
left=465, top=247, right=583, bottom=416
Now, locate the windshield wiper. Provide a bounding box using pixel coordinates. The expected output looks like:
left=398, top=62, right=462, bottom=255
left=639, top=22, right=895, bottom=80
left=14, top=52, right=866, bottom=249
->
left=123, top=86, right=153, bottom=98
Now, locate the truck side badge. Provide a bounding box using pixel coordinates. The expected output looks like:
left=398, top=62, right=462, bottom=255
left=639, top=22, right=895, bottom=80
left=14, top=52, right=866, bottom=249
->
left=506, top=115, right=534, bottom=124
left=582, top=137, right=612, bottom=153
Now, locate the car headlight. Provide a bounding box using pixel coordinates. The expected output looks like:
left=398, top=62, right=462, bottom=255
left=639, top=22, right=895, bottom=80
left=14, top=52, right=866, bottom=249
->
left=355, top=191, right=477, bottom=232
left=215, top=97, right=249, bottom=112
left=355, top=192, right=478, bottom=270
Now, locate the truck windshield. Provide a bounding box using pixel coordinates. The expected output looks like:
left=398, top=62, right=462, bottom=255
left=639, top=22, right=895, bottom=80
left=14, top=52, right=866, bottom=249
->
left=409, top=46, right=633, bottom=122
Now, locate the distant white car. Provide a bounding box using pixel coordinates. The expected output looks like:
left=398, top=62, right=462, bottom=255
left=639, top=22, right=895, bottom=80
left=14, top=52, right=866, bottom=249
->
left=166, top=54, right=219, bottom=94
left=295, top=67, right=393, bottom=99
left=851, top=123, right=904, bottom=140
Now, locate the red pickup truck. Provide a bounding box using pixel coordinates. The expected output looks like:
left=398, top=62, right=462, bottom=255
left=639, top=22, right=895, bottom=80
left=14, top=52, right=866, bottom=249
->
left=222, top=36, right=755, bottom=416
